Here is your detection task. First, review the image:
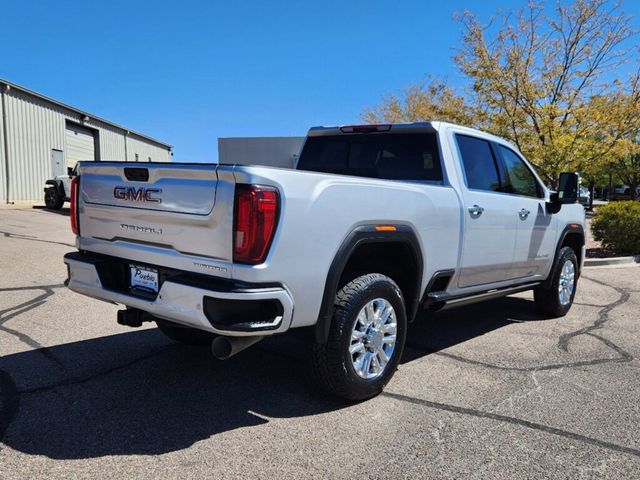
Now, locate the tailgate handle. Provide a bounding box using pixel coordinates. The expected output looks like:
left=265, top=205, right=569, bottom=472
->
left=124, top=167, right=149, bottom=182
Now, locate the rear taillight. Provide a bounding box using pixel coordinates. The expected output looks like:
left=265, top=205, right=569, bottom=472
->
left=233, top=184, right=279, bottom=264
left=70, top=176, right=79, bottom=235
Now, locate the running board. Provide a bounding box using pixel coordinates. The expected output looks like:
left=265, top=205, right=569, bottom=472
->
left=425, top=282, right=541, bottom=311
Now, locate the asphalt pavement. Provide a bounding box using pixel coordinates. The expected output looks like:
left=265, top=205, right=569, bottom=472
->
left=1, top=207, right=639, bottom=479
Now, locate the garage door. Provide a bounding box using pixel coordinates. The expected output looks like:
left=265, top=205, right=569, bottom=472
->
left=66, top=123, right=96, bottom=167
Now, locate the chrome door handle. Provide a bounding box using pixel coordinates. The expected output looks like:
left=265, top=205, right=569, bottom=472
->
left=468, top=204, right=484, bottom=218
left=518, top=208, right=531, bottom=220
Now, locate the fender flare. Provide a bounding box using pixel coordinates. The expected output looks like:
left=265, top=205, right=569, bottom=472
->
left=541, top=223, right=585, bottom=288
left=45, top=179, right=66, bottom=199
left=314, top=224, right=423, bottom=343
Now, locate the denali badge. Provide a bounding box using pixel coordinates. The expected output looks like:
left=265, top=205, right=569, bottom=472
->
left=120, top=223, right=163, bottom=235
left=193, top=261, right=228, bottom=274
left=114, top=186, right=162, bottom=203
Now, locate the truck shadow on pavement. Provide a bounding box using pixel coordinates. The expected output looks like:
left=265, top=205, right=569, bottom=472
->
left=0, top=296, right=550, bottom=459
left=32, top=205, right=70, bottom=216
left=404, top=296, right=550, bottom=363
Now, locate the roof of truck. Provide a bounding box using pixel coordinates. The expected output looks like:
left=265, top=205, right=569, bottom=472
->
left=307, top=122, right=520, bottom=152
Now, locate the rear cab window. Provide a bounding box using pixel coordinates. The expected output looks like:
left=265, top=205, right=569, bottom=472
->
left=297, top=133, right=443, bottom=182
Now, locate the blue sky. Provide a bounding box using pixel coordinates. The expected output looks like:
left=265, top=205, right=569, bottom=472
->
left=1, top=0, right=638, bottom=162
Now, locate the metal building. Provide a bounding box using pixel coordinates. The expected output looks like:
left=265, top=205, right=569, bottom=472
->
left=218, top=137, right=305, bottom=168
left=0, top=79, right=172, bottom=204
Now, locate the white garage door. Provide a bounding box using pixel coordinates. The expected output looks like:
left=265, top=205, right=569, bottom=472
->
left=66, top=123, right=96, bottom=167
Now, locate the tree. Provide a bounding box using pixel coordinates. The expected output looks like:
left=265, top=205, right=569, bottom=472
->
left=364, top=0, right=640, bottom=183
left=611, top=146, right=640, bottom=199
left=362, top=77, right=475, bottom=126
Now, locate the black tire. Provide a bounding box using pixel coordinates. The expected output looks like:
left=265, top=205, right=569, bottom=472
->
left=312, top=273, right=407, bottom=401
left=44, top=187, right=64, bottom=210
left=156, top=320, right=216, bottom=346
left=534, top=246, right=579, bottom=317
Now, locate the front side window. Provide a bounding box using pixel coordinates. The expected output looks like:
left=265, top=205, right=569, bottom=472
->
left=497, top=145, right=541, bottom=198
left=455, top=134, right=501, bottom=192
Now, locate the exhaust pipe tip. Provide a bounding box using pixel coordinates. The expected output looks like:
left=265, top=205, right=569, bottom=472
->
left=211, top=335, right=263, bottom=360
left=211, top=337, right=233, bottom=360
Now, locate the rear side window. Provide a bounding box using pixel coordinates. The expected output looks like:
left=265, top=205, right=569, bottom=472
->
left=497, top=145, right=542, bottom=198
left=455, top=134, right=501, bottom=192
left=297, top=133, right=442, bottom=181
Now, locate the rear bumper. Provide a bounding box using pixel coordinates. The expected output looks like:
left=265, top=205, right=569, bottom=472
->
left=64, top=252, right=294, bottom=337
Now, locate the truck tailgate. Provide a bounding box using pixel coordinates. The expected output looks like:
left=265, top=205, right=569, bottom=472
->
left=77, top=162, right=235, bottom=270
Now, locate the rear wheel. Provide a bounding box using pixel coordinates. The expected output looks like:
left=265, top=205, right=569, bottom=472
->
left=534, top=246, right=578, bottom=317
left=44, top=187, right=64, bottom=210
left=312, top=273, right=407, bottom=401
left=155, top=320, right=216, bottom=346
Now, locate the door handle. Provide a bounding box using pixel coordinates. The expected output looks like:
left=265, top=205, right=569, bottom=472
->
left=518, top=208, right=531, bottom=220
left=468, top=204, right=484, bottom=218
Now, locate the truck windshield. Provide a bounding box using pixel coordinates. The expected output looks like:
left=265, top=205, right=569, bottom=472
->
left=297, top=133, right=442, bottom=181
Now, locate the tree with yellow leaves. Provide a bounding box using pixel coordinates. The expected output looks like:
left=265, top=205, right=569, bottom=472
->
left=364, top=0, right=640, bottom=184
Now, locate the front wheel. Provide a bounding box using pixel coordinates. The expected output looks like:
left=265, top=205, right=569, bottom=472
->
left=312, top=273, right=407, bottom=401
left=534, top=246, right=578, bottom=317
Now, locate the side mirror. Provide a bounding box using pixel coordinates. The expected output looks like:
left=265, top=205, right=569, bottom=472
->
left=546, top=172, right=580, bottom=214
left=557, top=172, right=579, bottom=203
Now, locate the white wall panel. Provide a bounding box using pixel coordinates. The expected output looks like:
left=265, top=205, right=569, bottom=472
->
left=5, top=89, right=65, bottom=202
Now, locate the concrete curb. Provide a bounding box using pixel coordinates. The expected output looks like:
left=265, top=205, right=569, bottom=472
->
left=584, top=255, right=640, bottom=267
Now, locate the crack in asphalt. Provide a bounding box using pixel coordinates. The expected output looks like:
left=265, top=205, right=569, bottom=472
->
left=558, top=276, right=631, bottom=353
left=406, top=275, right=633, bottom=372
left=0, top=284, right=65, bottom=293
left=0, top=231, right=75, bottom=248
left=0, top=285, right=66, bottom=367
left=382, top=391, right=640, bottom=459
left=17, top=346, right=172, bottom=396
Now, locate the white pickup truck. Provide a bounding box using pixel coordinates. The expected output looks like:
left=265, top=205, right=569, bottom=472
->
left=64, top=122, right=585, bottom=400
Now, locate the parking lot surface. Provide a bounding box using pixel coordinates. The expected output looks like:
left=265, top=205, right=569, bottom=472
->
left=1, top=208, right=639, bottom=479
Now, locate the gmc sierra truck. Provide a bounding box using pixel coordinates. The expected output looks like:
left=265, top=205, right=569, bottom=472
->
left=64, top=122, right=585, bottom=400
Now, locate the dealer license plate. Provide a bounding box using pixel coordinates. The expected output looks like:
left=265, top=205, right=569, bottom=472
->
left=129, top=265, right=159, bottom=293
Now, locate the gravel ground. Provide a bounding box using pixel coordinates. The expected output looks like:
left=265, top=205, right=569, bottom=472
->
left=1, top=208, right=640, bottom=479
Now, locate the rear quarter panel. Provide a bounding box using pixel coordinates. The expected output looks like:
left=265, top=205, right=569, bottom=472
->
left=228, top=165, right=462, bottom=328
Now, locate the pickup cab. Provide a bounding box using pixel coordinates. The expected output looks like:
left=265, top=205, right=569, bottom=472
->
left=64, top=122, right=585, bottom=400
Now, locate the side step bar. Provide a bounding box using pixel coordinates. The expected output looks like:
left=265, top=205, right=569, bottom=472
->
left=425, top=282, right=541, bottom=311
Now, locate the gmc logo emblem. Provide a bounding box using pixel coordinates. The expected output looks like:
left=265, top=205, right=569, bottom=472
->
left=113, top=186, right=162, bottom=203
